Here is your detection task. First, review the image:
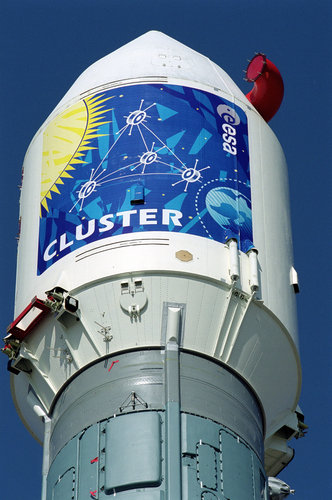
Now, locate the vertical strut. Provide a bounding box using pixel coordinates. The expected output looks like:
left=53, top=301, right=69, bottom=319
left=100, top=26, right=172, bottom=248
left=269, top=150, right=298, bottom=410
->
left=165, top=307, right=182, bottom=500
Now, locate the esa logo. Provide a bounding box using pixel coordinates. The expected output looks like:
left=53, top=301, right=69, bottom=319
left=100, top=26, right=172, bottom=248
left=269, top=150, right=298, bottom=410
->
left=217, top=104, right=241, bottom=156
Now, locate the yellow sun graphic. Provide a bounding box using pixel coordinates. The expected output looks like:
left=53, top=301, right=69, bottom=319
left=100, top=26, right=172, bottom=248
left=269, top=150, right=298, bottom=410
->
left=40, top=93, right=114, bottom=215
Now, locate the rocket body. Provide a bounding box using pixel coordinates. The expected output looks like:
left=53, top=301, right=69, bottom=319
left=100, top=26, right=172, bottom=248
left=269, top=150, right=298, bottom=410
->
left=8, top=32, right=302, bottom=499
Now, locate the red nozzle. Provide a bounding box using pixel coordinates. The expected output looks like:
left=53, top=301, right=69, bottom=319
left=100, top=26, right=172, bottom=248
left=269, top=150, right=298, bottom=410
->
left=245, top=53, right=284, bottom=122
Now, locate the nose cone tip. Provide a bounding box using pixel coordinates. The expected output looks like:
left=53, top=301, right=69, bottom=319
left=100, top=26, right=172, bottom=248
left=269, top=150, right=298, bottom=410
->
left=130, top=30, right=177, bottom=46
left=138, top=30, right=170, bottom=38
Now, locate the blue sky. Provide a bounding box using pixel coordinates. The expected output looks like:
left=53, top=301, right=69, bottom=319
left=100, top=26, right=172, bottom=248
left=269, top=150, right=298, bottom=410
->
left=0, top=0, right=331, bottom=498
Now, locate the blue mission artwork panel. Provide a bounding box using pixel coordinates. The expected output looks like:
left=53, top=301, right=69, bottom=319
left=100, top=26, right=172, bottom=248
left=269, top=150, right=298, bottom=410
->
left=38, top=84, right=252, bottom=274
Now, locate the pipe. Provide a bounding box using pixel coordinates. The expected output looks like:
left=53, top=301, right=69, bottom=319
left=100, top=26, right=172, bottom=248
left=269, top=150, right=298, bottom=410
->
left=245, top=53, right=284, bottom=122
left=248, top=248, right=259, bottom=292
left=41, top=416, right=52, bottom=500
left=227, top=238, right=240, bottom=282
left=26, top=390, right=51, bottom=500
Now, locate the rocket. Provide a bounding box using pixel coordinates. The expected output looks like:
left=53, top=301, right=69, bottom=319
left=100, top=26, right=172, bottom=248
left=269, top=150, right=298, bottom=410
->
left=3, top=31, right=305, bottom=499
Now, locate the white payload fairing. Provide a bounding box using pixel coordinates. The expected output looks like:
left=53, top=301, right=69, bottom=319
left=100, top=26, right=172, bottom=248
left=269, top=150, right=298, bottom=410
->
left=4, top=31, right=304, bottom=499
